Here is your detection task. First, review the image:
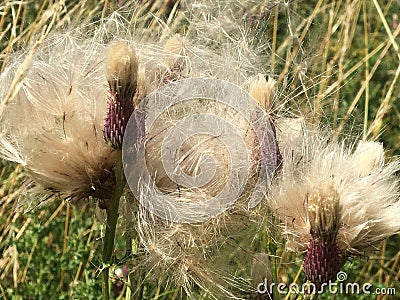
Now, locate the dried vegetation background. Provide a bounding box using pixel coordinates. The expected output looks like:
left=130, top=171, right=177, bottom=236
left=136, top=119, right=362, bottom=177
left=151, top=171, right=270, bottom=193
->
left=0, top=0, right=399, bottom=299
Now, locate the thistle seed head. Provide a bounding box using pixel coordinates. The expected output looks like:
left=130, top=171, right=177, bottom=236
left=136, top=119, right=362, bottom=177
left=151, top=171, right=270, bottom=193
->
left=0, top=33, right=116, bottom=204
left=104, top=42, right=138, bottom=149
left=270, top=121, right=400, bottom=284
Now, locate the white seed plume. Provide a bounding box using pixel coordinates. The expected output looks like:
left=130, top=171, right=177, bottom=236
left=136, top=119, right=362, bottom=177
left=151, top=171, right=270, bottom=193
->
left=105, top=41, right=138, bottom=96
left=249, top=74, right=276, bottom=111
left=270, top=121, right=400, bottom=256
left=352, top=140, right=385, bottom=177
left=135, top=66, right=276, bottom=298
left=0, top=34, right=115, bottom=204
left=113, top=3, right=278, bottom=298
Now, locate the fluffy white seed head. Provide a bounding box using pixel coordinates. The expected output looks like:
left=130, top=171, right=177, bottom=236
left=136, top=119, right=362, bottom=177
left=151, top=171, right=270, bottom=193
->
left=270, top=121, right=400, bottom=256
left=0, top=34, right=115, bottom=202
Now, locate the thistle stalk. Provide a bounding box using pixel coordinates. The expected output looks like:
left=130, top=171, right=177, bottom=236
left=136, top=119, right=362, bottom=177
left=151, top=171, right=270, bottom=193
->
left=102, top=149, right=125, bottom=300
left=101, top=41, right=138, bottom=300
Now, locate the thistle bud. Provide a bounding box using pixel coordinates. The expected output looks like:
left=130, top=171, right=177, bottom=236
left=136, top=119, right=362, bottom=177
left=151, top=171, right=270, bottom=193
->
left=104, top=42, right=138, bottom=149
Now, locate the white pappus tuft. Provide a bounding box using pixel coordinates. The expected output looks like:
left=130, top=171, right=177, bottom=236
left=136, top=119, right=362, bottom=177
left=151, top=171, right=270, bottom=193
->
left=270, top=119, right=400, bottom=283
left=0, top=34, right=116, bottom=204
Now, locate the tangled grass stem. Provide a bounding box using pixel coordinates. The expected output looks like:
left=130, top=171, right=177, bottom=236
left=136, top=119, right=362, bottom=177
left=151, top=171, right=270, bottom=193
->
left=102, top=149, right=125, bottom=300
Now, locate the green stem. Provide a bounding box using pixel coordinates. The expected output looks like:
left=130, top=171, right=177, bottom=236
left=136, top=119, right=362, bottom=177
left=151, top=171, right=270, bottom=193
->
left=102, top=149, right=126, bottom=300
left=124, top=191, right=145, bottom=299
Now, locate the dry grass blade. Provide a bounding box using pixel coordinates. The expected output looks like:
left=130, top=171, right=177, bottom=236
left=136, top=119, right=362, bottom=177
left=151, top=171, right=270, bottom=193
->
left=372, top=0, right=400, bottom=60
left=333, top=24, right=400, bottom=139
left=367, top=63, right=400, bottom=139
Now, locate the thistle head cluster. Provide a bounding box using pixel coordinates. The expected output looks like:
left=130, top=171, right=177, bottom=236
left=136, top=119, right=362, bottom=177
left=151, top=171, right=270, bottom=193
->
left=0, top=4, right=280, bottom=297
left=1, top=0, right=400, bottom=298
